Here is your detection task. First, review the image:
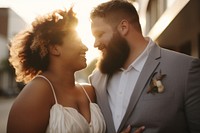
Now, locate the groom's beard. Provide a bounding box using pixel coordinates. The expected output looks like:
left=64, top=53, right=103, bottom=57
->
left=97, top=32, right=130, bottom=75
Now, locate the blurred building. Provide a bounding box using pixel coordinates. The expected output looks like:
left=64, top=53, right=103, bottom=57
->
left=0, top=7, right=27, bottom=96
left=136, top=0, right=200, bottom=57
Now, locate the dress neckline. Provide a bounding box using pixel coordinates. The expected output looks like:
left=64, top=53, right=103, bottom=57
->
left=35, top=75, right=93, bottom=124
left=52, top=102, right=95, bottom=125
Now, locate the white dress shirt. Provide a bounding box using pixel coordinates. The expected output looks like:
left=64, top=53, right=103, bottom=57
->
left=107, top=38, right=154, bottom=131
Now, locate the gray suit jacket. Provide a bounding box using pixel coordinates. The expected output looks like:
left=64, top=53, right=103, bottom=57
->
left=89, top=43, right=200, bottom=133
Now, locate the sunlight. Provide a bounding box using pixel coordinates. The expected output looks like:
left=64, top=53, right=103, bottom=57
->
left=73, top=1, right=108, bottom=64
left=72, top=0, right=109, bottom=64
left=1, top=0, right=109, bottom=64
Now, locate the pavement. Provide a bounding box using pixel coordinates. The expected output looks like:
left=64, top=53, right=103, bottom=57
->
left=0, top=96, right=16, bottom=133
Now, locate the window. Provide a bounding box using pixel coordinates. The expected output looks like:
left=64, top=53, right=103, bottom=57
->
left=146, top=0, right=167, bottom=33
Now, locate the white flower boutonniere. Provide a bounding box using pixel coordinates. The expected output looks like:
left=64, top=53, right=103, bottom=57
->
left=147, top=70, right=166, bottom=94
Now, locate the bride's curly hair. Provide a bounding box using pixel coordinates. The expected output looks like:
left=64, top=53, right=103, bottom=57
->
left=9, top=7, right=78, bottom=84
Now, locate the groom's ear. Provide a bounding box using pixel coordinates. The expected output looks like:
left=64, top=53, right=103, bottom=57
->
left=117, top=19, right=129, bottom=36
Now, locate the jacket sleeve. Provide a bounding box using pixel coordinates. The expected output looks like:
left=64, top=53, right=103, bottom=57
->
left=185, top=58, right=200, bottom=133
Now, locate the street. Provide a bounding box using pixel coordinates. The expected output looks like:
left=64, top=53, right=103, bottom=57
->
left=0, top=96, right=15, bottom=133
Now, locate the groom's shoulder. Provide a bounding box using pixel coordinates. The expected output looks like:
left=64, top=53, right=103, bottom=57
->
left=89, top=69, right=102, bottom=81
left=160, top=47, right=196, bottom=60
left=90, top=69, right=105, bottom=79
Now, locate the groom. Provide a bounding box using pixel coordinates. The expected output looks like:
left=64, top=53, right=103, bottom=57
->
left=89, top=0, right=200, bottom=133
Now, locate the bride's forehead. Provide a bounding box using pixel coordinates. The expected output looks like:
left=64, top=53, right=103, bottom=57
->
left=63, top=34, right=79, bottom=41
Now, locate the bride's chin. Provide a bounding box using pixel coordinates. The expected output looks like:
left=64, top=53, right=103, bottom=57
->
left=82, top=61, right=87, bottom=68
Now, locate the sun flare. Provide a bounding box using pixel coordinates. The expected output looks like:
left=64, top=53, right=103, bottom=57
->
left=73, top=1, right=108, bottom=64
left=3, top=0, right=109, bottom=64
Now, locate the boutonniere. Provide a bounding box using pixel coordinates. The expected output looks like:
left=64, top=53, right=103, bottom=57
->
left=147, top=70, right=166, bottom=94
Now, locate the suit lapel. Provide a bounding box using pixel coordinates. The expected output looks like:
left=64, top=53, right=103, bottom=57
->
left=97, top=74, right=116, bottom=133
left=118, top=44, right=161, bottom=132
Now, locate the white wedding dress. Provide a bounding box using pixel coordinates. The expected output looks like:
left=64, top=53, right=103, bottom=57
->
left=36, top=75, right=106, bottom=133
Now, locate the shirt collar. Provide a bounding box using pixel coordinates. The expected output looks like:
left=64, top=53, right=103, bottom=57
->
left=125, top=37, right=154, bottom=72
